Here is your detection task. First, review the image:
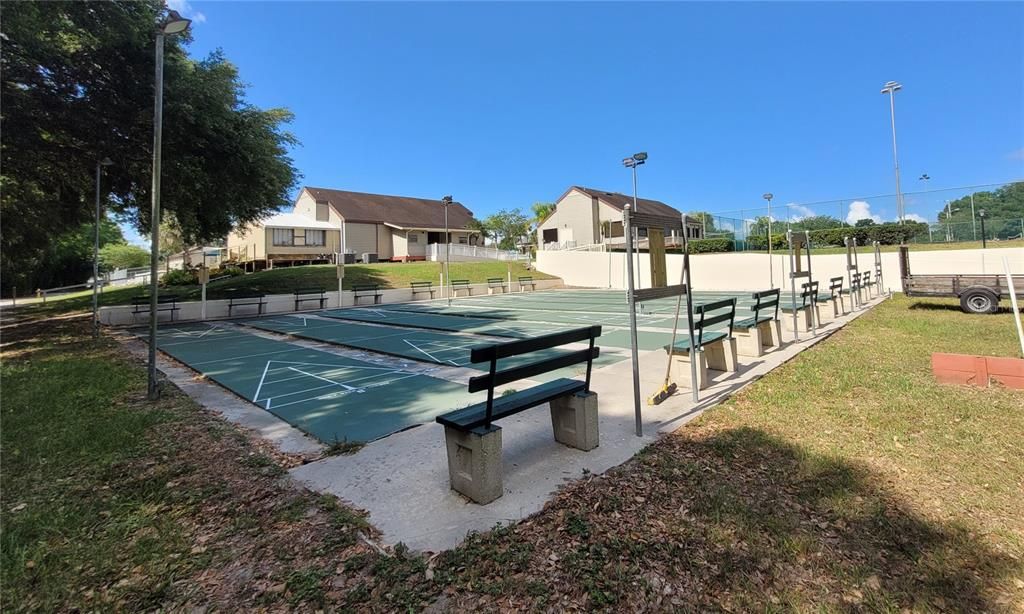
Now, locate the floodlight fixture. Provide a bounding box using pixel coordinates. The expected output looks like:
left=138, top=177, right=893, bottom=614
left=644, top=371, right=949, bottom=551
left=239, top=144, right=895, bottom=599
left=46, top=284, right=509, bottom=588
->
left=161, top=10, right=192, bottom=35
left=880, top=80, right=902, bottom=94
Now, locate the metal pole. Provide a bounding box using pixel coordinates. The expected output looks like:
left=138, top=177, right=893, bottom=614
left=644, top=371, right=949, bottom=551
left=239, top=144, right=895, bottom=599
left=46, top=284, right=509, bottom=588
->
left=970, top=193, right=977, bottom=240
left=887, top=89, right=904, bottom=224
left=445, top=203, right=451, bottom=306
left=626, top=164, right=642, bottom=437
left=147, top=31, right=165, bottom=400
left=981, top=216, right=987, bottom=249
left=92, top=161, right=102, bottom=339
left=767, top=197, right=773, bottom=288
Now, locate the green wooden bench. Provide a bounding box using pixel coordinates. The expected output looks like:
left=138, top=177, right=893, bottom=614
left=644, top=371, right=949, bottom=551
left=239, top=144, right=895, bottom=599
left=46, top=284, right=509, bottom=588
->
left=780, top=281, right=818, bottom=333
left=353, top=284, right=383, bottom=305
left=518, top=276, right=536, bottom=292
left=227, top=291, right=267, bottom=317
left=131, top=295, right=180, bottom=322
left=436, top=325, right=603, bottom=504
left=410, top=281, right=435, bottom=300
left=665, top=298, right=738, bottom=389
left=293, top=287, right=327, bottom=311
left=733, top=289, right=781, bottom=358
left=450, top=279, right=473, bottom=296
left=487, top=277, right=508, bottom=294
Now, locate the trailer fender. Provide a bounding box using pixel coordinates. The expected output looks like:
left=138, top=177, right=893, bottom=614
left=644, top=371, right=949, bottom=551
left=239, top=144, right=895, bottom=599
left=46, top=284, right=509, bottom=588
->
left=958, top=286, right=1000, bottom=314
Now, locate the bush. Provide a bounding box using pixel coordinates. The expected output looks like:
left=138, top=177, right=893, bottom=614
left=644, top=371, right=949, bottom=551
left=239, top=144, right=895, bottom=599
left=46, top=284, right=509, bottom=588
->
left=687, top=238, right=734, bottom=253
left=161, top=268, right=197, bottom=286
left=745, top=233, right=787, bottom=251
left=209, top=265, right=244, bottom=279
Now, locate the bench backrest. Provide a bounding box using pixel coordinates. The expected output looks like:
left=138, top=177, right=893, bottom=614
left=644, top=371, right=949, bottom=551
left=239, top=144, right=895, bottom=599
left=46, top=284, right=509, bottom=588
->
left=353, top=284, right=380, bottom=292
left=294, top=287, right=325, bottom=296
left=487, top=277, right=505, bottom=285
left=518, top=276, right=533, bottom=283
left=692, top=298, right=737, bottom=346
left=451, top=279, right=470, bottom=287
left=862, top=271, right=872, bottom=285
left=750, top=289, right=780, bottom=322
left=827, top=276, right=844, bottom=296
left=133, top=295, right=178, bottom=306
left=227, top=291, right=265, bottom=300
left=850, top=272, right=862, bottom=289
left=468, top=325, right=602, bottom=428
left=410, top=281, right=433, bottom=288
left=799, top=281, right=819, bottom=306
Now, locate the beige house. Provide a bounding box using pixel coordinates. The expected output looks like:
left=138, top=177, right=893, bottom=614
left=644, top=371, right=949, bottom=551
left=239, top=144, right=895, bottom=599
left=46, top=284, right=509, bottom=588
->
left=227, top=187, right=479, bottom=268
left=536, top=186, right=703, bottom=250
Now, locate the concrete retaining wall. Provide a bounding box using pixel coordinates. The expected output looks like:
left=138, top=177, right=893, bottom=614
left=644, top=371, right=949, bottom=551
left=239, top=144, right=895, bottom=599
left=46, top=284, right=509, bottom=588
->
left=99, top=277, right=564, bottom=326
left=536, top=247, right=1024, bottom=293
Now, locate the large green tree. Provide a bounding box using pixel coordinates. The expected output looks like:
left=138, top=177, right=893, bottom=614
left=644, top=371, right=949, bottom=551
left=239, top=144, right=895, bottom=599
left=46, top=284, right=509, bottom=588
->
left=1, top=1, right=299, bottom=292
left=937, top=182, right=1024, bottom=241
left=484, top=209, right=531, bottom=250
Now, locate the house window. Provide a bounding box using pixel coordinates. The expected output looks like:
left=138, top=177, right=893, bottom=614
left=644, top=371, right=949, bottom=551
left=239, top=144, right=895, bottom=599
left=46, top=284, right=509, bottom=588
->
left=306, top=229, right=325, bottom=246
left=542, top=228, right=558, bottom=243
left=408, top=233, right=419, bottom=243
left=315, top=201, right=329, bottom=222
left=272, top=228, right=294, bottom=246
left=458, top=235, right=468, bottom=244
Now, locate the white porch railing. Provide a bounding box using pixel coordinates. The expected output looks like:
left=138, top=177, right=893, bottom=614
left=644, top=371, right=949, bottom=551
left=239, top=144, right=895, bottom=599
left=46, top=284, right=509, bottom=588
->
left=427, top=243, right=528, bottom=261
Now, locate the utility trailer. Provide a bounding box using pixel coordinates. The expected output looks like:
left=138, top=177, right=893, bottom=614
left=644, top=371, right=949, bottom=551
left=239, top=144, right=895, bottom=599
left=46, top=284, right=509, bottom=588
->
left=898, top=246, right=1024, bottom=314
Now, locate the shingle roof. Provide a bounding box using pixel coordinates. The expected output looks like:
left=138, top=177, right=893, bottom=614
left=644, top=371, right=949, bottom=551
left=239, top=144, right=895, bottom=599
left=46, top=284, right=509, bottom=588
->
left=571, top=186, right=682, bottom=220
left=303, top=187, right=476, bottom=229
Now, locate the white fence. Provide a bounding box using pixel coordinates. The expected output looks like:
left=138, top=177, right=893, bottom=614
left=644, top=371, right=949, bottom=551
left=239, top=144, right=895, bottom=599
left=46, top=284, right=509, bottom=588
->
left=536, top=247, right=1024, bottom=293
left=426, top=243, right=529, bottom=262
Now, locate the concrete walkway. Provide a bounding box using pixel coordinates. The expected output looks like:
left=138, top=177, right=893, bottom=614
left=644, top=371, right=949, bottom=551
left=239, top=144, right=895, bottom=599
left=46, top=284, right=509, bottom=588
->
left=290, top=294, right=888, bottom=552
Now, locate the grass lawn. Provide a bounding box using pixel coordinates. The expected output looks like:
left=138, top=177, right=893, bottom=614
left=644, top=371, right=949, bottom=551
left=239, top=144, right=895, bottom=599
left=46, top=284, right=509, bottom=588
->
left=16, top=261, right=551, bottom=317
left=2, top=295, right=1022, bottom=610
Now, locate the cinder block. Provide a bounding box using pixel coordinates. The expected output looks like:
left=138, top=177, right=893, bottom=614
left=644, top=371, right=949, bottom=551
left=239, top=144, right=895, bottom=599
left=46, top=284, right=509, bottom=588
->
left=816, top=299, right=835, bottom=324
left=670, top=348, right=709, bottom=390
left=783, top=307, right=817, bottom=333
left=704, top=338, right=739, bottom=372
left=734, top=326, right=764, bottom=358
left=443, top=424, right=503, bottom=504
left=549, top=391, right=599, bottom=451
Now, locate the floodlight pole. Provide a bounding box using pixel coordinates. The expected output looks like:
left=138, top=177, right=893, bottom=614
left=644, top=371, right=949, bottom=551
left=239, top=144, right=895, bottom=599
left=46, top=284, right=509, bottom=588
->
left=881, top=81, right=904, bottom=224
left=623, top=152, right=646, bottom=437
left=442, top=196, right=453, bottom=306
left=763, top=193, right=774, bottom=288
left=147, top=11, right=191, bottom=400
left=93, top=158, right=112, bottom=339
left=979, top=209, right=988, bottom=249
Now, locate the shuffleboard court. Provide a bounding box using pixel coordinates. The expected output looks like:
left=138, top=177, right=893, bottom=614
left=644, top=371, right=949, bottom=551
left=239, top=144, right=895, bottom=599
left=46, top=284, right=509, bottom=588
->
left=240, top=315, right=629, bottom=374
left=385, top=301, right=682, bottom=329
left=153, top=324, right=477, bottom=443
left=320, top=307, right=563, bottom=338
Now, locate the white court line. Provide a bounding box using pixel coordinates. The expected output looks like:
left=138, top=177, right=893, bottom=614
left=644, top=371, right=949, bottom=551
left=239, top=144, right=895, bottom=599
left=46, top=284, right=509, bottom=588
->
left=253, top=360, right=272, bottom=402
left=261, top=373, right=421, bottom=411
left=190, top=346, right=307, bottom=366
left=287, top=366, right=362, bottom=392
left=402, top=339, right=464, bottom=366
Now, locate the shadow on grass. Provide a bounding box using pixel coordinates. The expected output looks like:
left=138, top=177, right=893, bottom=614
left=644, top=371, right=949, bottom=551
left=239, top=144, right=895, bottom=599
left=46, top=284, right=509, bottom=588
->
left=378, top=426, right=1022, bottom=611
left=908, top=300, right=1015, bottom=314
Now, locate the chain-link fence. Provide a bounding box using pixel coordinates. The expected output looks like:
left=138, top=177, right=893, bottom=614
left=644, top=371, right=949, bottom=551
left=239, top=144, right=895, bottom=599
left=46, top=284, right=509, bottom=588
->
left=692, top=181, right=1023, bottom=251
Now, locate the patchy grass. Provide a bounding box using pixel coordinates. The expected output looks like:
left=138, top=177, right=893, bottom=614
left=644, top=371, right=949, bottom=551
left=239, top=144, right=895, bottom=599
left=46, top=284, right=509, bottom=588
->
left=3, top=295, right=1022, bottom=610
left=15, top=261, right=553, bottom=316
left=324, top=439, right=366, bottom=456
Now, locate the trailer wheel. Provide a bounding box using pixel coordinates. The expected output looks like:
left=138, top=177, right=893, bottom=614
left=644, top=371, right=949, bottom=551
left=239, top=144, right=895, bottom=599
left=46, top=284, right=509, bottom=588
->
left=959, top=287, right=999, bottom=314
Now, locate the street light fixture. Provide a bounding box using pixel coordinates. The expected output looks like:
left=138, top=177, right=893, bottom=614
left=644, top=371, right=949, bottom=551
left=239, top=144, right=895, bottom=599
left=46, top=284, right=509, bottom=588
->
left=92, top=157, right=114, bottom=339
left=147, top=9, right=192, bottom=400
left=441, top=195, right=453, bottom=306
left=762, top=193, right=774, bottom=288
left=880, top=80, right=904, bottom=225
left=621, top=152, right=646, bottom=436
left=979, top=209, right=988, bottom=249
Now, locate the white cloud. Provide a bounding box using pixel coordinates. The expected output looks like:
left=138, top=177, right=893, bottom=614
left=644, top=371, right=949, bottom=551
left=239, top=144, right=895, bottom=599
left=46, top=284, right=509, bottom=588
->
left=904, top=213, right=928, bottom=223
left=786, top=204, right=816, bottom=222
left=167, top=0, right=206, bottom=23
left=846, top=200, right=882, bottom=225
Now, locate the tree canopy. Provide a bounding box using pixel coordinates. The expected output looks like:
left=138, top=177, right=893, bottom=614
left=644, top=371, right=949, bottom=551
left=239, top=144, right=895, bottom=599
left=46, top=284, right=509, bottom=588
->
left=484, top=209, right=531, bottom=250
left=937, top=182, right=1024, bottom=241
left=1, top=1, right=299, bottom=292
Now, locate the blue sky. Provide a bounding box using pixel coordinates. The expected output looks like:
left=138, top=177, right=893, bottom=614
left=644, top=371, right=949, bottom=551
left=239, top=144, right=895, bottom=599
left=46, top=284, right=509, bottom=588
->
left=126, top=1, right=1024, bottom=244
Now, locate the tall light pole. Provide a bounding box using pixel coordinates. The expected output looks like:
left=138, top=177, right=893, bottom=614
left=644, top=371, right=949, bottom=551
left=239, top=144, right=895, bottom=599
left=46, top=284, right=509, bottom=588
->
left=93, top=157, right=114, bottom=339
left=881, top=80, right=904, bottom=224
left=148, top=9, right=191, bottom=400
left=441, top=195, right=453, bottom=306
left=622, top=151, right=646, bottom=437
left=763, top=193, right=774, bottom=288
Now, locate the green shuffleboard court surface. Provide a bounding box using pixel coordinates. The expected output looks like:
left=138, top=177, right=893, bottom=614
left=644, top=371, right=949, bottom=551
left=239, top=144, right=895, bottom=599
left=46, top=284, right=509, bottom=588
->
left=239, top=315, right=629, bottom=375
left=152, top=323, right=478, bottom=443
left=320, top=307, right=564, bottom=338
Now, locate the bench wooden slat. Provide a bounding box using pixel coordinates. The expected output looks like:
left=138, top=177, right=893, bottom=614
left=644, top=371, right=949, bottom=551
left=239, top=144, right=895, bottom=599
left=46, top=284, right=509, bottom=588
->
left=468, top=347, right=599, bottom=393
left=470, top=325, right=602, bottom=363
left=734, top=315, right=772, bottom=330
left=437, top=378, right=586, bottom=431
left=667, top=330, right=727, bottom=352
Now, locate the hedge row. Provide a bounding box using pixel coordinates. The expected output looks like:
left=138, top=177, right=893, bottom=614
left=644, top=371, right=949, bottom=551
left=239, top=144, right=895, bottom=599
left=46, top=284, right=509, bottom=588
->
left=746, top=222, right=929, bottom=249
left=687, top=238, right=735, bottom=253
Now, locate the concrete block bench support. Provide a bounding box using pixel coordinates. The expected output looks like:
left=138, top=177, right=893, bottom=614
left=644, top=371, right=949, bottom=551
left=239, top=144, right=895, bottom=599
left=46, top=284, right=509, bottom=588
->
left=734, top=288, right=781, bottom=358
left=665, top=298, right=737, bottom=390
left=781, top=280, right=819, bottom=334
left=436, top=325, right=603, bottom=504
